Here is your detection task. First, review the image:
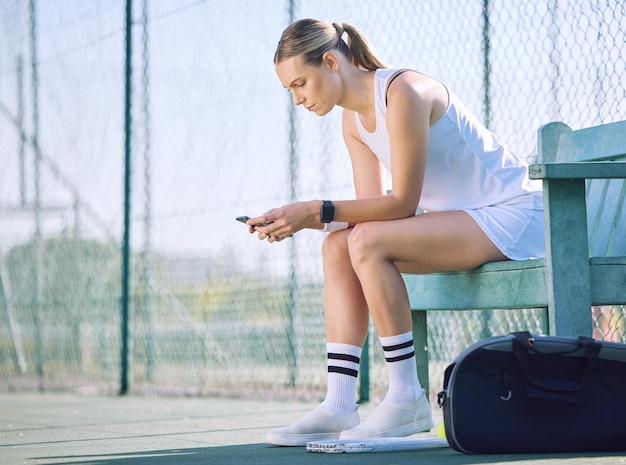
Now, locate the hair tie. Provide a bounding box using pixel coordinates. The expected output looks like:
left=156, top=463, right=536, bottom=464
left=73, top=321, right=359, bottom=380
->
left=332, top=22, right=344, bottom=39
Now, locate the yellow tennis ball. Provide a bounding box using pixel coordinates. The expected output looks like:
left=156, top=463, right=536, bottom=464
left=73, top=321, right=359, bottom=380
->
left=436, top=421, right=446, bottom=438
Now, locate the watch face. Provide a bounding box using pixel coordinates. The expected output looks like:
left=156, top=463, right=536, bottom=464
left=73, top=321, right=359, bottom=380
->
left=321, top=200, right=335, bottom=223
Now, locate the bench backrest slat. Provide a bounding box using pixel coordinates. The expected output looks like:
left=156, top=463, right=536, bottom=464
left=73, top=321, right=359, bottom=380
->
left=557, top=120, right=626, bottom=163
left=539, top=120, right=626, bottom=258
left=587, top=178, right=626, bottom=256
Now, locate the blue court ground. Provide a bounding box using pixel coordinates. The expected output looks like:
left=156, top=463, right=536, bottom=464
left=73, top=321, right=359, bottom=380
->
left=2, top=392, right=625, bottom=465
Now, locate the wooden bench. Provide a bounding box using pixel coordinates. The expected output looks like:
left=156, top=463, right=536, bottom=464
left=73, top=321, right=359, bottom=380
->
left=403, top=119, right=626, bottom=396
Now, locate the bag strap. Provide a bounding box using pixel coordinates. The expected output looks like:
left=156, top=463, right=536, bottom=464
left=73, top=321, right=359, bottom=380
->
left=511, top=331, right=601, bottom=387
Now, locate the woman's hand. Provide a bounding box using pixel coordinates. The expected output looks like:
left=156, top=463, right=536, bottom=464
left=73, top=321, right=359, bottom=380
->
left=248, top=201, right=319, bottom=243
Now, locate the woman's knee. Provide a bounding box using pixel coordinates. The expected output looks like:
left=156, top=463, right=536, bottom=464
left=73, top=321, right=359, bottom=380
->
left=346, top=223, right=381, bottom=267
left=322, top=229, right=351, bottom=266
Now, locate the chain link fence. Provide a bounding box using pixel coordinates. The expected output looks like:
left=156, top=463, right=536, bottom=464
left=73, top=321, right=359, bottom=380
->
left=1, top=0, right=625, bottom=401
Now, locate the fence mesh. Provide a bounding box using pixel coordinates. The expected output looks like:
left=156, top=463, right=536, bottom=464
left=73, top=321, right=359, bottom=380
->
left=1, top=0, right=625, bottom=401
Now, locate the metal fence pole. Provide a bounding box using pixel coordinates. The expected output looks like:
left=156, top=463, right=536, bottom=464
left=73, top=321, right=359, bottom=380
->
left=285, top=0, right=298, bottom=388
left=29, top=0, right=45, bottom=391
left=120, top=0, right=133, bottom=396
left=479, top=0, right=493, bottom=341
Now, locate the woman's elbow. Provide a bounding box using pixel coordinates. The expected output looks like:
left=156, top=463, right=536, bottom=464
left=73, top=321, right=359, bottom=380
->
left=385, top=190, right=419, bottom=218
left=394, top=197, right=419, bottom=218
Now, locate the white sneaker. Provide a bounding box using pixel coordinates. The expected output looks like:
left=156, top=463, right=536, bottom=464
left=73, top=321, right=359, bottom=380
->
left=339, top=394, right=433, bottom=439
left=265, top=405, right=360, bottom=446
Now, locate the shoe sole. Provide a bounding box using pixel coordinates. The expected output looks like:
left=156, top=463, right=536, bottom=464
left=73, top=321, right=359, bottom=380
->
left=340, top=417, right=434, bottom=440
left=266, top=431, right=341, bottom=447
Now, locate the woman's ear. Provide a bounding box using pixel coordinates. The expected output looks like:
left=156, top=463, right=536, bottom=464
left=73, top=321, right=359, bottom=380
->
left=322, top=51, right=339, bottom=72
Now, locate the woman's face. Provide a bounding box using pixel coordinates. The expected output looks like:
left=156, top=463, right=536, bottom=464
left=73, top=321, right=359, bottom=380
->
left=275, top=53, right=340, bottom=116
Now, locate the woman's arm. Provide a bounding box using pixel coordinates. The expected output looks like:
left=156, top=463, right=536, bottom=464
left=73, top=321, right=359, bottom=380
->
left=342, top=108, right=387, bottom=201
left=248, top=74, right=436, bottom=240
left=330, top=76, right=432, bottom=222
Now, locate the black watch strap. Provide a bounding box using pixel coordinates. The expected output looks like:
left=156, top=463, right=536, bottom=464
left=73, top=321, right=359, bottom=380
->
left=320, top=200, right=335, bottom=223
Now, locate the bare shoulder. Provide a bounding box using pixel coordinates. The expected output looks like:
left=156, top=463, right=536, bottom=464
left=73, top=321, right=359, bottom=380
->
left=386, top=71, right=448, bottom=123
left=387, top=71, right=445, bottom=101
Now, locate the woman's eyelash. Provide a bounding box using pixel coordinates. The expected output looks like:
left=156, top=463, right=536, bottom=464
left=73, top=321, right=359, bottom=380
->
left=286, top=82, right=305, bottom=92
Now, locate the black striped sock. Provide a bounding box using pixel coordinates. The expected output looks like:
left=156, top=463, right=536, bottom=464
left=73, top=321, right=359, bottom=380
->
left=322, top=343, right=362, bottom=413
left=327, top=352, right=360, bottom=378
left=382, top=339, right=415, bottom=363
left=379, top=331, right=422, bottom=403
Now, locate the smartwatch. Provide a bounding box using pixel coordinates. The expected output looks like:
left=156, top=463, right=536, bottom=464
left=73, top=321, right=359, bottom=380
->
left=320, top=200, right=335, bottom=223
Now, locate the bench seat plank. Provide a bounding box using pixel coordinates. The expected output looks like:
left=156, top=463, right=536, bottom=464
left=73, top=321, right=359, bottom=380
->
left=403, top=259, right=547, bottom=311
left=405, top=256, right=626, bottom=313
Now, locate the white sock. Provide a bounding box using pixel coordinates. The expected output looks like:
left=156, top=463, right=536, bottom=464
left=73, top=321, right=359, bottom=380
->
left=379, top=331, right=423, bottom=404
left=321, top=342, right=361, bottom=413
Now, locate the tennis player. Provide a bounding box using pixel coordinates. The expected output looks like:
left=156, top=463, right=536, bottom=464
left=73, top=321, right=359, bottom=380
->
left=245, top=18, right=545, bottom=446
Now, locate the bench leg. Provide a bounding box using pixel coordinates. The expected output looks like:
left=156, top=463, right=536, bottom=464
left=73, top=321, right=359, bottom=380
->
left=358, top=333, right=370, bottom=403
left=543, top=178, right=593, bottom=337
left=412, top=310, right=429, bottom=400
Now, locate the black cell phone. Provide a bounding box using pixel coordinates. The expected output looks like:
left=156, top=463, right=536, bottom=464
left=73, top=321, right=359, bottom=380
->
left=237, top=216, right=291, bottom=238
left=236, top=216, right=268, bottom=226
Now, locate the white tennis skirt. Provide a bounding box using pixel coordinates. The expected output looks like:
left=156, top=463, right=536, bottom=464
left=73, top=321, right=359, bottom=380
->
left=463, top=191, right=545, bottom=261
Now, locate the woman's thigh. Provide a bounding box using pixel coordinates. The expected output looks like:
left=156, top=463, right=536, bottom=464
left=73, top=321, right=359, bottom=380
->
left=353, top=210, right=509, bottom=274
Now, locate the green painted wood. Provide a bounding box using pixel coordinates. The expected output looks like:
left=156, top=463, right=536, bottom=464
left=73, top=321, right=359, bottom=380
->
left=404, top=257, right=626, bottom=311
left=411, top=311, right=429, bottom=399
left=529, top=162, right=626, bottom=180
left=589, top=258, right=626, bottom=305
left=555, top=120, right=626, bottom=162
left=403, top=259, right=547, bottom=311
left=542, top=177, right=592, bottom=336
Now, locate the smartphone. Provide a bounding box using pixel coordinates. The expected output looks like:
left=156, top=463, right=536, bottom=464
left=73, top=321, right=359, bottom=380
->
left=236, top=216, right=268, bottom=226
left=237, top=216, right=292, bottom=237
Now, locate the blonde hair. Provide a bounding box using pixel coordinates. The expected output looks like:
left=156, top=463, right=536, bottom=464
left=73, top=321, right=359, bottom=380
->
left=274, top=18, right=387, bottom=71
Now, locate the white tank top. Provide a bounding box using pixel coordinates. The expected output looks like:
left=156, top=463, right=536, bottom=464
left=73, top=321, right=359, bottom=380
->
left=355, top=68, right=541, bottom=212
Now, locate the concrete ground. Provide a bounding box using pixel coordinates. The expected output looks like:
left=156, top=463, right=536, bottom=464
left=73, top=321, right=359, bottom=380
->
left=1, top=392, right=625, bottom=465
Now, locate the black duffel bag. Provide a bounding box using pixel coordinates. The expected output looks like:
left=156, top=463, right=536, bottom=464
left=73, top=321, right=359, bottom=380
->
left=438, top=331, right=626, bottom=454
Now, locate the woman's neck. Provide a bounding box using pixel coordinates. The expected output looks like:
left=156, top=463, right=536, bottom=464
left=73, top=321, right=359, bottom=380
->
left=338, top=66, right=376, bottom=116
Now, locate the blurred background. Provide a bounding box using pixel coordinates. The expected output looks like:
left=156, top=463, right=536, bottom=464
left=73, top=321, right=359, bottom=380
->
left=0, top=0, right=625, bottom=402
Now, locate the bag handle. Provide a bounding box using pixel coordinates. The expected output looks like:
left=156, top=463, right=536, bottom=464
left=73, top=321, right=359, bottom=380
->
left=511, top=331, right=601, bottom=399
left=512, top=331, right=598, bottom=356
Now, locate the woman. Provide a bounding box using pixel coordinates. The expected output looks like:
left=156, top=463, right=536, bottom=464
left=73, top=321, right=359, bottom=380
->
left=246, top=18, right=545, bottom=446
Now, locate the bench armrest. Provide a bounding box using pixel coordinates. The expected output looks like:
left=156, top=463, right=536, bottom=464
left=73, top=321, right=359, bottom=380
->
left=529, top=161, right=626, bottom=180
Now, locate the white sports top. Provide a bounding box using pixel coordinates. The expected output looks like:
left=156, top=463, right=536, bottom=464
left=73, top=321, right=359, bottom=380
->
left=355, top=68, right=542, bottom=212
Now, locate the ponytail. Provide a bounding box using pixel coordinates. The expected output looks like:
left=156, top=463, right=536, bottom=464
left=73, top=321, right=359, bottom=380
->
left=274, top=19, right=386, bottom=71
left=334, top=22, right=386, bottom=71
